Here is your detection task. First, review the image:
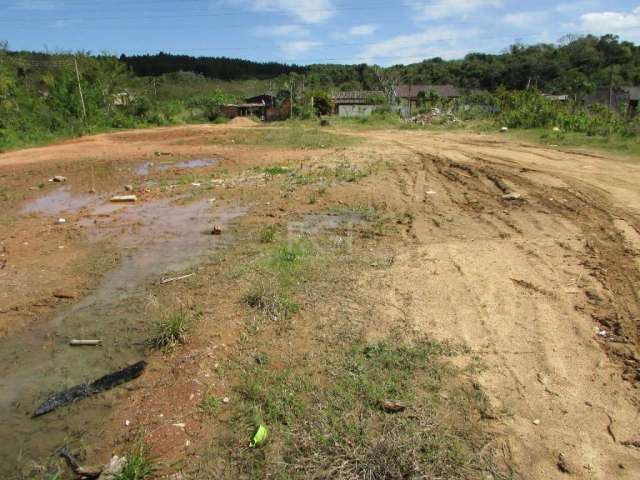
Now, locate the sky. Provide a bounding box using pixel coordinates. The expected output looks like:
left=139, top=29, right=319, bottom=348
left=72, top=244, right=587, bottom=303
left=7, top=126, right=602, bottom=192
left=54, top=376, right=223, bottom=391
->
left=2, top=0, right=640, bottom=65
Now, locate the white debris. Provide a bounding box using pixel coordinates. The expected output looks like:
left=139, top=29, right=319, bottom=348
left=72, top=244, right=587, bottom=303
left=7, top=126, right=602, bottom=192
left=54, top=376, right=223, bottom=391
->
left=110, top=195, right=137, bottom=203
left=99, top=455, right=127, bottom=480
left=55, top=218, right=67, bottom=225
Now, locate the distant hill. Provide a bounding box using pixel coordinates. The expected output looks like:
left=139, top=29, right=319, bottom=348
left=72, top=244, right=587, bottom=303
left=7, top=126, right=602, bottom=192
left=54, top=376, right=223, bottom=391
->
left=120, top=52, right=307, bottom=80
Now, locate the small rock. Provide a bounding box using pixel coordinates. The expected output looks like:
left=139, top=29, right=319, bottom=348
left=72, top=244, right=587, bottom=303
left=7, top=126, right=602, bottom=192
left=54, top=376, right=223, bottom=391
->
left=124, top=184, right=133, bottom=192
left=88, top=188, right=96, bottom=194
left=502, top=192, right=522, bottom=201
left=100, top=455, right=127, bottom=480
left=52, top=175, right=67, bottom=183
left=211, top=225, right=222, bottom=235
left=532, top=419, right=541, bottom=425
left=557, top=453, right=573, bottom=474
left=53, top=291, right=75, bottom=299
left=382, top=400, right=407, bottom=413
left=585, top=289, right=602, bottom=303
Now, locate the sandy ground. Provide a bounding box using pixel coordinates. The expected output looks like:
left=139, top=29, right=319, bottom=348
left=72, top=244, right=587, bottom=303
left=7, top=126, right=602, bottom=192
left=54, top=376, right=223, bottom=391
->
left=1, top=124, right=639, bottom=479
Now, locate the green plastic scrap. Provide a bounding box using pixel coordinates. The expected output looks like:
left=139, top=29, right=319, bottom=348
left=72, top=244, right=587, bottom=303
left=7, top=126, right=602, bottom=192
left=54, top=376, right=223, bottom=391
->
left=250, top=424, right=268, bottom=448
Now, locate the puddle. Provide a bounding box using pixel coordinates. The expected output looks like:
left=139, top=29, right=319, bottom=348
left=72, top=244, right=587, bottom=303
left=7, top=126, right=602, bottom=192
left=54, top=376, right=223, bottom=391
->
left=1, top=196, right=246, bottom=477
left=21, top=188, right=120, bottom=216
left=136, top=157, right=219, bottom=176
left=288, top=213, right=365, bottom=236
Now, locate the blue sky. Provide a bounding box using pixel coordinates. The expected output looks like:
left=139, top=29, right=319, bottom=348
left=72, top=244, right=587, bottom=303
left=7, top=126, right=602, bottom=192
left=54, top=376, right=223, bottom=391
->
left=3, top=1, right=640, bottom=65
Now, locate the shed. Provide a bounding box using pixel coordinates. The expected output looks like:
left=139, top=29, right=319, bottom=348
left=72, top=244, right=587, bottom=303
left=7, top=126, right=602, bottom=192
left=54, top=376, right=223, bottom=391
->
left=332, top=90, right=386, bottom=117
left=395, top=85, right=461, bottom=116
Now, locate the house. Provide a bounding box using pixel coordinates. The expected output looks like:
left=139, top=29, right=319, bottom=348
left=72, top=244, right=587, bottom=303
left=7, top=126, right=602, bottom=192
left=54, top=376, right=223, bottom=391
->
left=585, top=86, right=640, bottom=116
left=394, top=85, right=461, bottom=116
left=223, top=94, right=291, bottom=121
left=222, top=102, right=266, bottom=120
left=543, top=93, right=570, bottom=102
left=332, top=90, right=386, bottom=117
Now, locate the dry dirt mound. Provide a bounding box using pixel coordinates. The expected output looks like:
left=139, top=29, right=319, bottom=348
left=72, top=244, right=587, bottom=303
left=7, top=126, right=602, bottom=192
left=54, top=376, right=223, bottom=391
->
left=227, top=117, right=259, bottom=126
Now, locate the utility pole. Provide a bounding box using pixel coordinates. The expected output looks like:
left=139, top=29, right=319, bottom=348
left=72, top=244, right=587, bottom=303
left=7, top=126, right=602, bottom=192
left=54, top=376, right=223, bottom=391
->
left=290, top=80, right=294, bottom=119
left=73, top=56, right=87, bottom=122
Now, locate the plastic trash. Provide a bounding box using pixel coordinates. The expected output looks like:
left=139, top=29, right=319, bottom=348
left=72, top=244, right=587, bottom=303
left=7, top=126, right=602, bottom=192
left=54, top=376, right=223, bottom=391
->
left=250, top=424, right=268, bottom=448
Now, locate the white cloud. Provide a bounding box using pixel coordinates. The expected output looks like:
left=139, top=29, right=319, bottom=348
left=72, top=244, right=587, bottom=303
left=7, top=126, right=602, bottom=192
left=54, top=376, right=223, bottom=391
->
left=279, top=40, right=322, bottom=58
left=503, top=11, right=550, bottom=29
left=358, top=26, right=482, bottom=65
left=348, top=24, right=378, bottom=36
left=580, top=7, right=640, bottom=33
left=254, top=24, right=309, bottom=37
left=242, top=0, right=335, bottom=23
left=406, top=0, right=503, bottom=20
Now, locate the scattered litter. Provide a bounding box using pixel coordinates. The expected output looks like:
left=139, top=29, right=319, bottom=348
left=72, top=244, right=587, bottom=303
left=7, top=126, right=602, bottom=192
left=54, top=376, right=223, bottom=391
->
left=125, top=419, right=131, bottom=426
left=426, top=190, right=437, bottom=195
left=211, top=224, right=222, bottom=235
left=250, top=424, right=268, bottom=448
left=597, top=329, right=608, bottom=338
left=110, top=195, right=137, bottom=203
left=69, top=339, right=102, bottom=346
left=208, top=198, right=216, bottom=203
left=55, top=218, right=67, bottom=225
left=382, top=400, right=407, bottom=413
left=404, top=107, right=460, bottom=126
left=160, top=273, right=194, bottom=285
left=532, top=419, right=541, bottom=425
left=33, top=361, right=147, bottom=417
left=222, top=397, right=230, bottom=404
left=191, top=182, right=201, bottom=187
left=51, top=176, right=67, bottom=183
left=173, top=423, right=186, bottom=428
left=500, top=127, right=509, bottom=132
left=552, top=127, right=561, bottom=132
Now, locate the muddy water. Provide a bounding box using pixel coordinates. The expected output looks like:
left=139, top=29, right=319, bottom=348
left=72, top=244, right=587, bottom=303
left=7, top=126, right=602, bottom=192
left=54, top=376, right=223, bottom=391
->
left=136, top=157, right=219, bottom=176
left=1, top=194, right=246, bottom=478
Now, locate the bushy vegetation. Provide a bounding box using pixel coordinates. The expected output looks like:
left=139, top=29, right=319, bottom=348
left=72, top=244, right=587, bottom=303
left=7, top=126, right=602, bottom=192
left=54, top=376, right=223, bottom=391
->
left=496, top=89, right=639, bottom=136
left=0, top=47, right=232, bottom=150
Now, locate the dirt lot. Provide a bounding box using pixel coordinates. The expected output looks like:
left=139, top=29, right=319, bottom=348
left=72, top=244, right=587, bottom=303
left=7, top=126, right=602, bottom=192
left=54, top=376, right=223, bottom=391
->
left=1, top=122, right=639, bottom=479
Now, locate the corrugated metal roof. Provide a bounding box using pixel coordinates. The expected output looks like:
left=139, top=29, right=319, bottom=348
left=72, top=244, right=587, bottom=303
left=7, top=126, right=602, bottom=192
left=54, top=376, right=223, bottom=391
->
left=395, top=85, right=461, bottom=99
left=624, top=86, right=640, bottom=101
left=332, top=90, right=385, bottom=104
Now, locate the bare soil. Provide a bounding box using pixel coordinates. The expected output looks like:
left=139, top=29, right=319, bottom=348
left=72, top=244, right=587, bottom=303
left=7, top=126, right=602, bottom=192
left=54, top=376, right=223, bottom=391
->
left=1, top=124, right=639, bottom=479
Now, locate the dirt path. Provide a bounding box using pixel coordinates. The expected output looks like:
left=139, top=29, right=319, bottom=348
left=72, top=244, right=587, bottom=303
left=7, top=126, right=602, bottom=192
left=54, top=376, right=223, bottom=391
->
left=1, top=124, right=639, bottom=479
left=360, top=130, right=640, bottom=478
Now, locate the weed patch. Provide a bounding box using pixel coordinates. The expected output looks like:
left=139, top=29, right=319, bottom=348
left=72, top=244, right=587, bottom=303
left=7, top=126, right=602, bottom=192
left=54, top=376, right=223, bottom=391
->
left=210, top=338, right=497, bottom=479
left=149, top=308, right=191, bottom=350
left=199, top=392, right=221, bottom=417
left=242, top=283, right=299, bottom=321
left=115, top=443, right=154, bottom=480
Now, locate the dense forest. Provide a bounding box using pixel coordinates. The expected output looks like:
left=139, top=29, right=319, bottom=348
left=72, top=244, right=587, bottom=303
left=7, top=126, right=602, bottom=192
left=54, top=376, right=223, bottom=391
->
left=1, top=34, right=640, bottom=150
left=121, top=53, right=306, bottom=80
left=118, top=34, right=640, bottom=94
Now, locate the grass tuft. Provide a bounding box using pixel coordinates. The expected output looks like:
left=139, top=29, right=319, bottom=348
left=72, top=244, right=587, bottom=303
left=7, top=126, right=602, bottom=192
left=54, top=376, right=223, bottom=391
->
left=199, top=392, right=221, bottom=417
left=114, top=443, right=154, bottom=480
left=149, top=308, right=191, bottom=350
left=258, top=225, right=277, bottom=244
left=242, top=283, right=299, bottom=321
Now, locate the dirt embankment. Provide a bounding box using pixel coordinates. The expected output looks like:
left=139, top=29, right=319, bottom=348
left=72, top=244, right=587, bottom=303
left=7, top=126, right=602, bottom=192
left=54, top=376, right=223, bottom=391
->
left=1, top=124, right=639, bottom=479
